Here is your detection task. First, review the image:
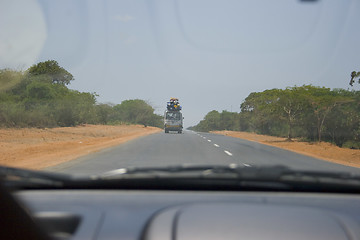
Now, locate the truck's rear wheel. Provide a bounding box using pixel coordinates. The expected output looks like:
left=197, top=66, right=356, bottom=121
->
left=178, top=130, right=182, bottom=134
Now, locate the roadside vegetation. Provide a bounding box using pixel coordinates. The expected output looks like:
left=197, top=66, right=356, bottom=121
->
left=350, top=70, right=360, bottom=86
left=0, top=60, right=163, bottom=128
left=190, top=86, right=360, bottom=149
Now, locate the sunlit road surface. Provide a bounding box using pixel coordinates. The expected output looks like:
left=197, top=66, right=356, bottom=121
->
left=47, top=130, right=360, bottom=176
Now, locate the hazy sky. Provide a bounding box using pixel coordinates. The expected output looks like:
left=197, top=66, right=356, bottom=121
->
left=1, top=0, right=360, bottom=127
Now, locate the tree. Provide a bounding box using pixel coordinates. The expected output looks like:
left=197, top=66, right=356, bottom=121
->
left=27, top=60, right=74, bottom=85
left=301, top=86, right=353, bottom=142
left=350, top=71, right=360, bottom=86
left=274, top=88, right=308, bottom=140
left=204, top=110, right=221, bottom=130
left=111, top=99, right=162, bottom=127
left=0, top=69, right=24, bottom=92
left=219, top=111, right=238, bottom=130
left=191, top=110, right=240, bottom=132
left=322, top=89, right=359, bottom=146
left=240, top=90, right=280, bottom=135
left=25, top=82, right=56, bottom=100
left=95, top=104, right=114, bottom=124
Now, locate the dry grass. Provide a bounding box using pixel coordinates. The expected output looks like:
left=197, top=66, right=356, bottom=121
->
left=0, top=124, right=161, bottom=170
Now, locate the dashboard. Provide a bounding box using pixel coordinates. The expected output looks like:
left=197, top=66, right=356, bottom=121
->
left=14, top=190, right=360, bottom=240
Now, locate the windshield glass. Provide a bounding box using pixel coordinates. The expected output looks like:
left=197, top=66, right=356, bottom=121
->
left=0, top=0, right=359, bottom=179
left=166, top=112, right=181, bottom=120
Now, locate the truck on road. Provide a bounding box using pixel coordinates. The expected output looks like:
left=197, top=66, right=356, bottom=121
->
left=164, top=98, right=183, bottom=133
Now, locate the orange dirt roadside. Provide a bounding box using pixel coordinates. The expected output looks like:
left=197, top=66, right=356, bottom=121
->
left=0, top=125, right=161, bottom=170
left=212, top=131, right=360, bottom=169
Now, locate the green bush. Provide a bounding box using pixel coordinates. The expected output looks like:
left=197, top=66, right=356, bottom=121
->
left=342, top=141, right=360, bottom=149
left=0, top=64, right=163, bottom=129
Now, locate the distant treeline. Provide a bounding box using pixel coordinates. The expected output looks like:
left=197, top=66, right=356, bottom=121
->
left=0, top=60, right=163, bottom=128
left=189, top=86, right=360, bottom=149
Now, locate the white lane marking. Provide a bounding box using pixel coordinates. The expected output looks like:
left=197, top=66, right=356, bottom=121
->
left=203, top=137, right=206, bottom=139
left=213, top=144, right=219, bottom=147
left=224, top=150, right=233, bottom=156
left=207, top=139, right=212, bottom=142
left=243, top=163, right=251, bottom=167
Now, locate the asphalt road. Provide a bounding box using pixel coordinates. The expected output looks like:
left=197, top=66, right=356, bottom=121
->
left=47, top=130, right=360, bottom=176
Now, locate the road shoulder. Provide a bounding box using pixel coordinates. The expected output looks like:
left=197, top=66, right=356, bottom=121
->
left=0, top=125, right=161, bottom=170
left=212, top=131, right=360, bottom=169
